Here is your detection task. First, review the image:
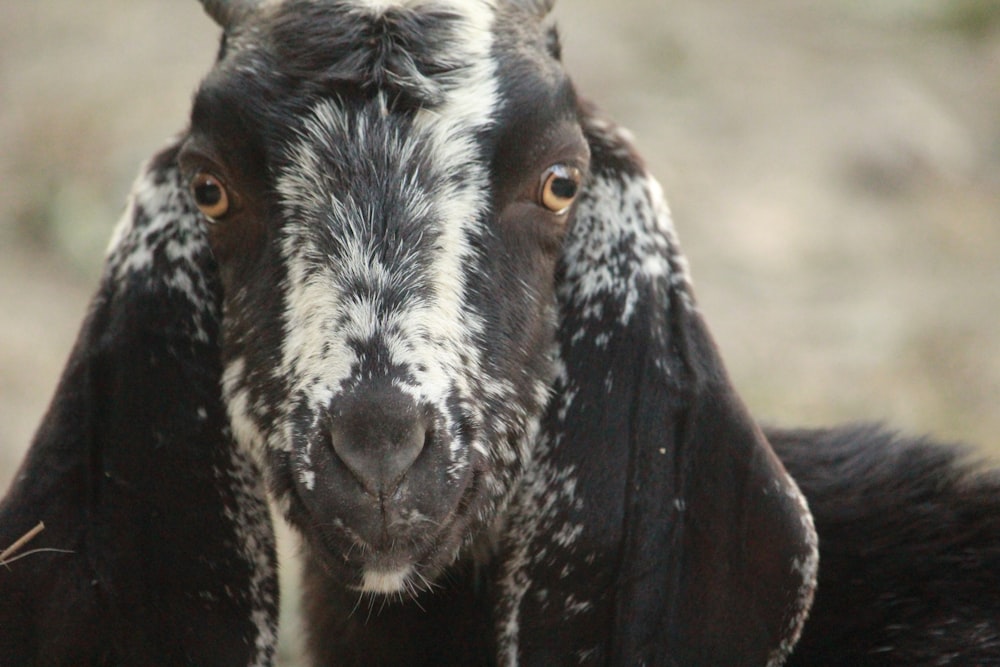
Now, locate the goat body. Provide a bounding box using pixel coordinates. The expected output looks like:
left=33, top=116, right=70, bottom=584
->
left=773, top=425, right=1000, bottom=665
left=0, top=147, right=278, bottom=666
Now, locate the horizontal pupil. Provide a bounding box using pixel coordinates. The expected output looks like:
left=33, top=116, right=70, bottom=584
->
left=550, top=178, right=577, bottom=200
left=195, top=182, right=221, bottom=206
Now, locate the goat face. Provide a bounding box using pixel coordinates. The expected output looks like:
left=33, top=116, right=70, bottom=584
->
left=181, top=0, right=586, bottom=594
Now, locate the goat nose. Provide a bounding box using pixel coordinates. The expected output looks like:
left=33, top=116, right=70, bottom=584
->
left=327, top=391, right=427, bottom=496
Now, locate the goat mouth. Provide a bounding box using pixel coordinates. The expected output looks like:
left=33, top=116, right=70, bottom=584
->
left=277, top=448, right=485, bottom=589
left=306, top=523, right=452, bottom=595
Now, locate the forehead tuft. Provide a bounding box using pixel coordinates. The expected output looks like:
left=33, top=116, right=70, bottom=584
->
left=224, top=0, right=501, bottom=109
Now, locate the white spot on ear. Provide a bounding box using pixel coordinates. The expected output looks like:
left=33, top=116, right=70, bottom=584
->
left=564, top=174, right=682, bottom=324
left=106, top=145, right=217, bottom=342
left=496, top=427, right=586, bottom=664
left=219, top=447, right=279, bottom=667
left=563, top=594, right=592, bottom=617
left=552, top=521, right=583, bottom=548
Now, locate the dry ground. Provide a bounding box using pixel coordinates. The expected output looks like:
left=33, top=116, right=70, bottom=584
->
left=2, top=1, right=998, bottom=663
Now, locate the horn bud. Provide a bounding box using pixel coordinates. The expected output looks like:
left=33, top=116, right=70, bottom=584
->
left=199, top=0, right=262, bottom=29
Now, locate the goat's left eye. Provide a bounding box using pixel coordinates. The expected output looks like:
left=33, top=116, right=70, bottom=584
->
left=189, top=172, right=230, bottom=220
left=539, top=165, right=582, bottom=215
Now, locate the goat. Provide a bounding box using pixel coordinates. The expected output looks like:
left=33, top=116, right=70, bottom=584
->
left=188, top=1, right=813, bottom=664
left=198, top=1, right=1000, bottom=664
left=9, top=0, right=999, bottom=664
left=0, top=147, right=279, bottom=665
left=185, top=0, right=1000, bottom=664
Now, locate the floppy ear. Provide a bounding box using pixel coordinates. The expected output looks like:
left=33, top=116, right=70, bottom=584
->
left=609, top=310, right=817, bottom=665
left=0, top=141, right=277, bottom=663
left=495, top=103, right=816, bottom=666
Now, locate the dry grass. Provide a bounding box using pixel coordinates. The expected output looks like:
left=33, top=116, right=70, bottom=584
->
left=0, top=521, right=45, bottom=566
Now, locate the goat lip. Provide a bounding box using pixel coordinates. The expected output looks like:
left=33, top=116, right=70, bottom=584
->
left=306, top=499, right=468, bottom=584
left=285, top=446, right=484, bottom=585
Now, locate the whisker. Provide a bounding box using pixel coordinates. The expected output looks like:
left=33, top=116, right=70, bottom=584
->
left=1, top=548, right=75, bottom=569
left=349, top=588, right=365, bottom=619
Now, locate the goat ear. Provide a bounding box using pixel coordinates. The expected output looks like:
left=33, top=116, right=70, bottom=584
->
left=608, top=312, right=818, bottom=665
left=581, top=113, right=818, bottom=664
left=495, top=104, right=817, bottom=665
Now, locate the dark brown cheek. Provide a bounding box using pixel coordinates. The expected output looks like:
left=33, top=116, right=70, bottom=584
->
left=537, top=219, right=569, bottom=258
left=498, top=202, right=570, bottom=260
left=205, top=214, right=269, bottom=290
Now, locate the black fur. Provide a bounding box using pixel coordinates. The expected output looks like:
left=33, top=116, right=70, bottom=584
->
left=301, top=554, right=495, bottom=665
left=772, top=425, right=1000, bottom=666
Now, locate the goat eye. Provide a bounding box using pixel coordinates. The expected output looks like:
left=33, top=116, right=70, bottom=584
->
left=539, top=165, right=582, bottom=215
left=189, top=172, right=230, bottom=220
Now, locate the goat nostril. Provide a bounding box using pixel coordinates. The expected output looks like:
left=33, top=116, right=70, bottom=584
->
left=326, top=402, right=428, bottom=497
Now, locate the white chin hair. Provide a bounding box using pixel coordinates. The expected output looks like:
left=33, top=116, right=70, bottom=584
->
left=360, top=565, right=413, bottom=594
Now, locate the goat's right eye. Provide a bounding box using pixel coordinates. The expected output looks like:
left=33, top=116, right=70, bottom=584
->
left=539, top=164, right=583, bottom=215
left=190, top=172, right=230, bottom=220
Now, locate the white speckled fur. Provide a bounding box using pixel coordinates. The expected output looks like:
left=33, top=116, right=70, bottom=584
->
left=106, top=152, right=217, bottom=343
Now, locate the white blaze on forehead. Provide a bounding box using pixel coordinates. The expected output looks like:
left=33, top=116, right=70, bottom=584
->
left=401, top=0, right=499, bottom=403
left=272, top=1, right=501, bottom=445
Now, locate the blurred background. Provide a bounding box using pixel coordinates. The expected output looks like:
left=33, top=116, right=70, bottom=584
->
left=1, top=0, right=998, bottom=662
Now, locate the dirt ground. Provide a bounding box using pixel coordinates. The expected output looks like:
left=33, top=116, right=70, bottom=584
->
left=2, top=1, right=999, bottom=663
